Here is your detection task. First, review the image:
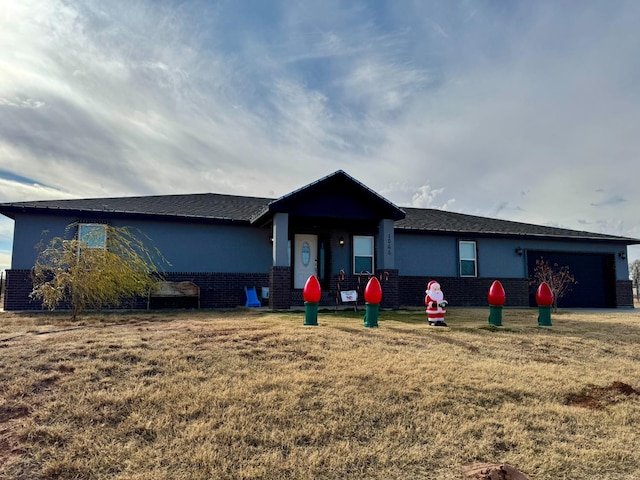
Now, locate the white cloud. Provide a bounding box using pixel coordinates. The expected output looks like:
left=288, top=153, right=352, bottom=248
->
left=410, top=185, right=453, bottom=210
left=0, top=0, right=639, bottom=270
left=0, top=249, right=11, bottom=273
left=0, top=176, right=76, bottom=203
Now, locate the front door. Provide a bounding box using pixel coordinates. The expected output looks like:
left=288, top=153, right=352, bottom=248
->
left=294, top=234, right=318, bottom=289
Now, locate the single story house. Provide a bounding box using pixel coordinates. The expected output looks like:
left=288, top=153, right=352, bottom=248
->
left=1, top=170, right=637, bottom=311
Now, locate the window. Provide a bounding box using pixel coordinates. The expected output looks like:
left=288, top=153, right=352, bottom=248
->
left=459, top=240, right=477, bottom=277
left=353, top=235, right=374, bottom=274
left=78, top=224, right=107, bottom=249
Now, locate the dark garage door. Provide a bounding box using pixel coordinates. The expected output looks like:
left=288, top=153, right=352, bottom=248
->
left=527, top=251, right=616, bottom=308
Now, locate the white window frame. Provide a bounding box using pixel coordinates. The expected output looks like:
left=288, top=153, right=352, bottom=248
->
left=353, top=235, right=374, bottom=275
left=459, top=240, right=477, bottom=277
left=78, top=223, right=107, bottom=250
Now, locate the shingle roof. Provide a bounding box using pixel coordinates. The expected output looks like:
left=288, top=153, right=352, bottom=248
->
left=397, top=207, right=638, bottom=243
left=0, top=193, right=272, bottom=222
left=1, top=193, right=638, bottom=244
left=250, top=170, right=406, bottom=223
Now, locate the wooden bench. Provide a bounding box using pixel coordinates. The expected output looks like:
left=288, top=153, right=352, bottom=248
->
left=147, top=281, right=200, bottom=309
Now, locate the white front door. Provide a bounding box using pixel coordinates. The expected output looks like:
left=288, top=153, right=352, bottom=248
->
left=294, top=234, right=318, bottom=289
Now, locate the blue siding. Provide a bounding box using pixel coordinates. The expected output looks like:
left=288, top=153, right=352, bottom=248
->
left=396, top=233, right=629, bottom=281
left=11, top=213, right=630, bottom=281
left=395, top=235, right=457, bottom=276
left=331, top=229, right=352, bottom=275
left=478, top=238, right=527, bottom=278
left=135, top=220, right=272, bottom=273
left=11, top=214, right=273, bottom=273
left=11, top=214, right=73, bottom=269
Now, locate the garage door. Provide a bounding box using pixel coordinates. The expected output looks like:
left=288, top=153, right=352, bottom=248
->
left=527, top=251, right=616, bottom=308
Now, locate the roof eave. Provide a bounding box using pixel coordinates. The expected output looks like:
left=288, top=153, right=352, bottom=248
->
left=0, top=204, right=251, bottom=225
left=394, top=226, right=640, bottom=244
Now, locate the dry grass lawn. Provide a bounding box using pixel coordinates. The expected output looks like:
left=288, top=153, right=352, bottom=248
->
left=1, top=307, right=640, bottom=479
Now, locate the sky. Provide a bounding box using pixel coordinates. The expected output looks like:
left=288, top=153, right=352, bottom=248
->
left=1, top=0, right=640, bottom=274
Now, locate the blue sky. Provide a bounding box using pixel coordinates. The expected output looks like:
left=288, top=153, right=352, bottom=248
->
left=1, top=0, right=640, bottom=273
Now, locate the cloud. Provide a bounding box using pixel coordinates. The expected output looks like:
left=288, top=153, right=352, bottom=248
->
left=591, top=196, right=626, bottom=207
left=494, top=201, right=524, bottom=217
left=0, top=0, right=639, bottom=268
left=409, top=185, right=455, bottom=210
left=0, top=96, right=45, bottom=109
left=0, top=176, right=76, bottom=272
left=0, top=177, right=75, bottom=203
left=0, top=250, right=11, bottom=273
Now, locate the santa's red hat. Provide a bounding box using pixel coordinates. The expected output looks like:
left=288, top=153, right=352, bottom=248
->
left=426, top=280, right=440, bottom=292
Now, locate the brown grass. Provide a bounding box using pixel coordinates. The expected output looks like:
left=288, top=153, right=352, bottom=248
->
left=1, top=307, right=640, bottom=479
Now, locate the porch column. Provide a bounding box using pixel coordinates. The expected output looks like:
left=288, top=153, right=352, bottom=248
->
left=270, top=213, right=291, bottom=309
left=377, top=218, right=395, bottom=270
left=377, top=219, right=399, bottom=308
left=272, top=213, right=289, bottom=266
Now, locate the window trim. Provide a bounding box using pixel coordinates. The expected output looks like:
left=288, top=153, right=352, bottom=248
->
left=459, top=240, right=477, bottom=277
left=353, top=235, right=375, bottom=275
left=78, top=223, right=107, bottom=250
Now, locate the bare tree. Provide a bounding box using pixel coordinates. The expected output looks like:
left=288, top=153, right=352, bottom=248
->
left=630, top=259, right=640, bottom=302
left=530, top=257, right=577, bottom=311
left=31, top=223, right=168, bottom=320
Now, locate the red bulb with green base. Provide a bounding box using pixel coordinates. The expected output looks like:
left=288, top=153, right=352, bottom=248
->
left=363, top=277, right=382, bottom=328
left=303, top=275, right=321, bottom=326
left=488, top=280, right=506, bottom=327
left=536, top=282, right=554, bottom=327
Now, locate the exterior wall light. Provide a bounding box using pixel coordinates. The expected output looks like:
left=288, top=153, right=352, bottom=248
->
left=619, top=251, right=626, bottom=260
left=515, top=247, right=523, bottom=256
left=339, top=236, right=345, bottom=247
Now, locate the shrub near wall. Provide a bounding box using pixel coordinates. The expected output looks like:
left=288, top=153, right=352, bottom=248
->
left=3, top=270, right=270, bottom=311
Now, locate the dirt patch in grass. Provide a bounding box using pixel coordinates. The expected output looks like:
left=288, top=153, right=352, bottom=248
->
left=0, top=405, right=31, bottom=423
left=0, top=405, right=31, bottom=469
left=462, top=462, right=531, bottom=479
left=565, top=381, right=640, bottom=410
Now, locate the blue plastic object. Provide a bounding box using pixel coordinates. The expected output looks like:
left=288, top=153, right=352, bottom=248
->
left=244, top=286, right=261, bottom=307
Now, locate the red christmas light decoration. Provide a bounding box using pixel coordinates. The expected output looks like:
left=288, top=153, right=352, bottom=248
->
left=536, top=282, right=554, bottom=307
left=488, top=280, right=506, bottom=306
left=303, top=275, right=322, bottom=303
left=364, top=277, right=382, bottom=304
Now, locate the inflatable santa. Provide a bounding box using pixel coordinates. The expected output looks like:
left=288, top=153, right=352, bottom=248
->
left=425, top=280, right=448, bottom=326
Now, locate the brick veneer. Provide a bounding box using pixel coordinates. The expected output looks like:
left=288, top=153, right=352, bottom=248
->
left=3, top=269, right=269, bottom=311
left=616, top=280, right=634, bottom=307
left=290, top=270, right=400, bottom=308
left=4, top=270, right=41, bottom=311
left=160, top=272, right=270, bottom=309
left=399, top=276, right=530, bottom=308
left=4, top=269, right=634, bottom=311
left=269, top=266, right=291, bottom=309
left=318, top=270, right=399, bottom=309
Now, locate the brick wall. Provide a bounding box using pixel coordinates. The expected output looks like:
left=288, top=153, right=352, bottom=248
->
left=269, top=266, right=291, bottom=309
left=160, top=272, right=270, bottom=309
left=3, top=268, right=632, bottom=311
left=4, top=270, right=42, bottom=311
left=3, top=269, right=269, bottom=311
left=399, top=276, right=530, bottom=308
left=320, top=270, right=399, bottom=309
left=616, top=280, right=634, bottom=307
